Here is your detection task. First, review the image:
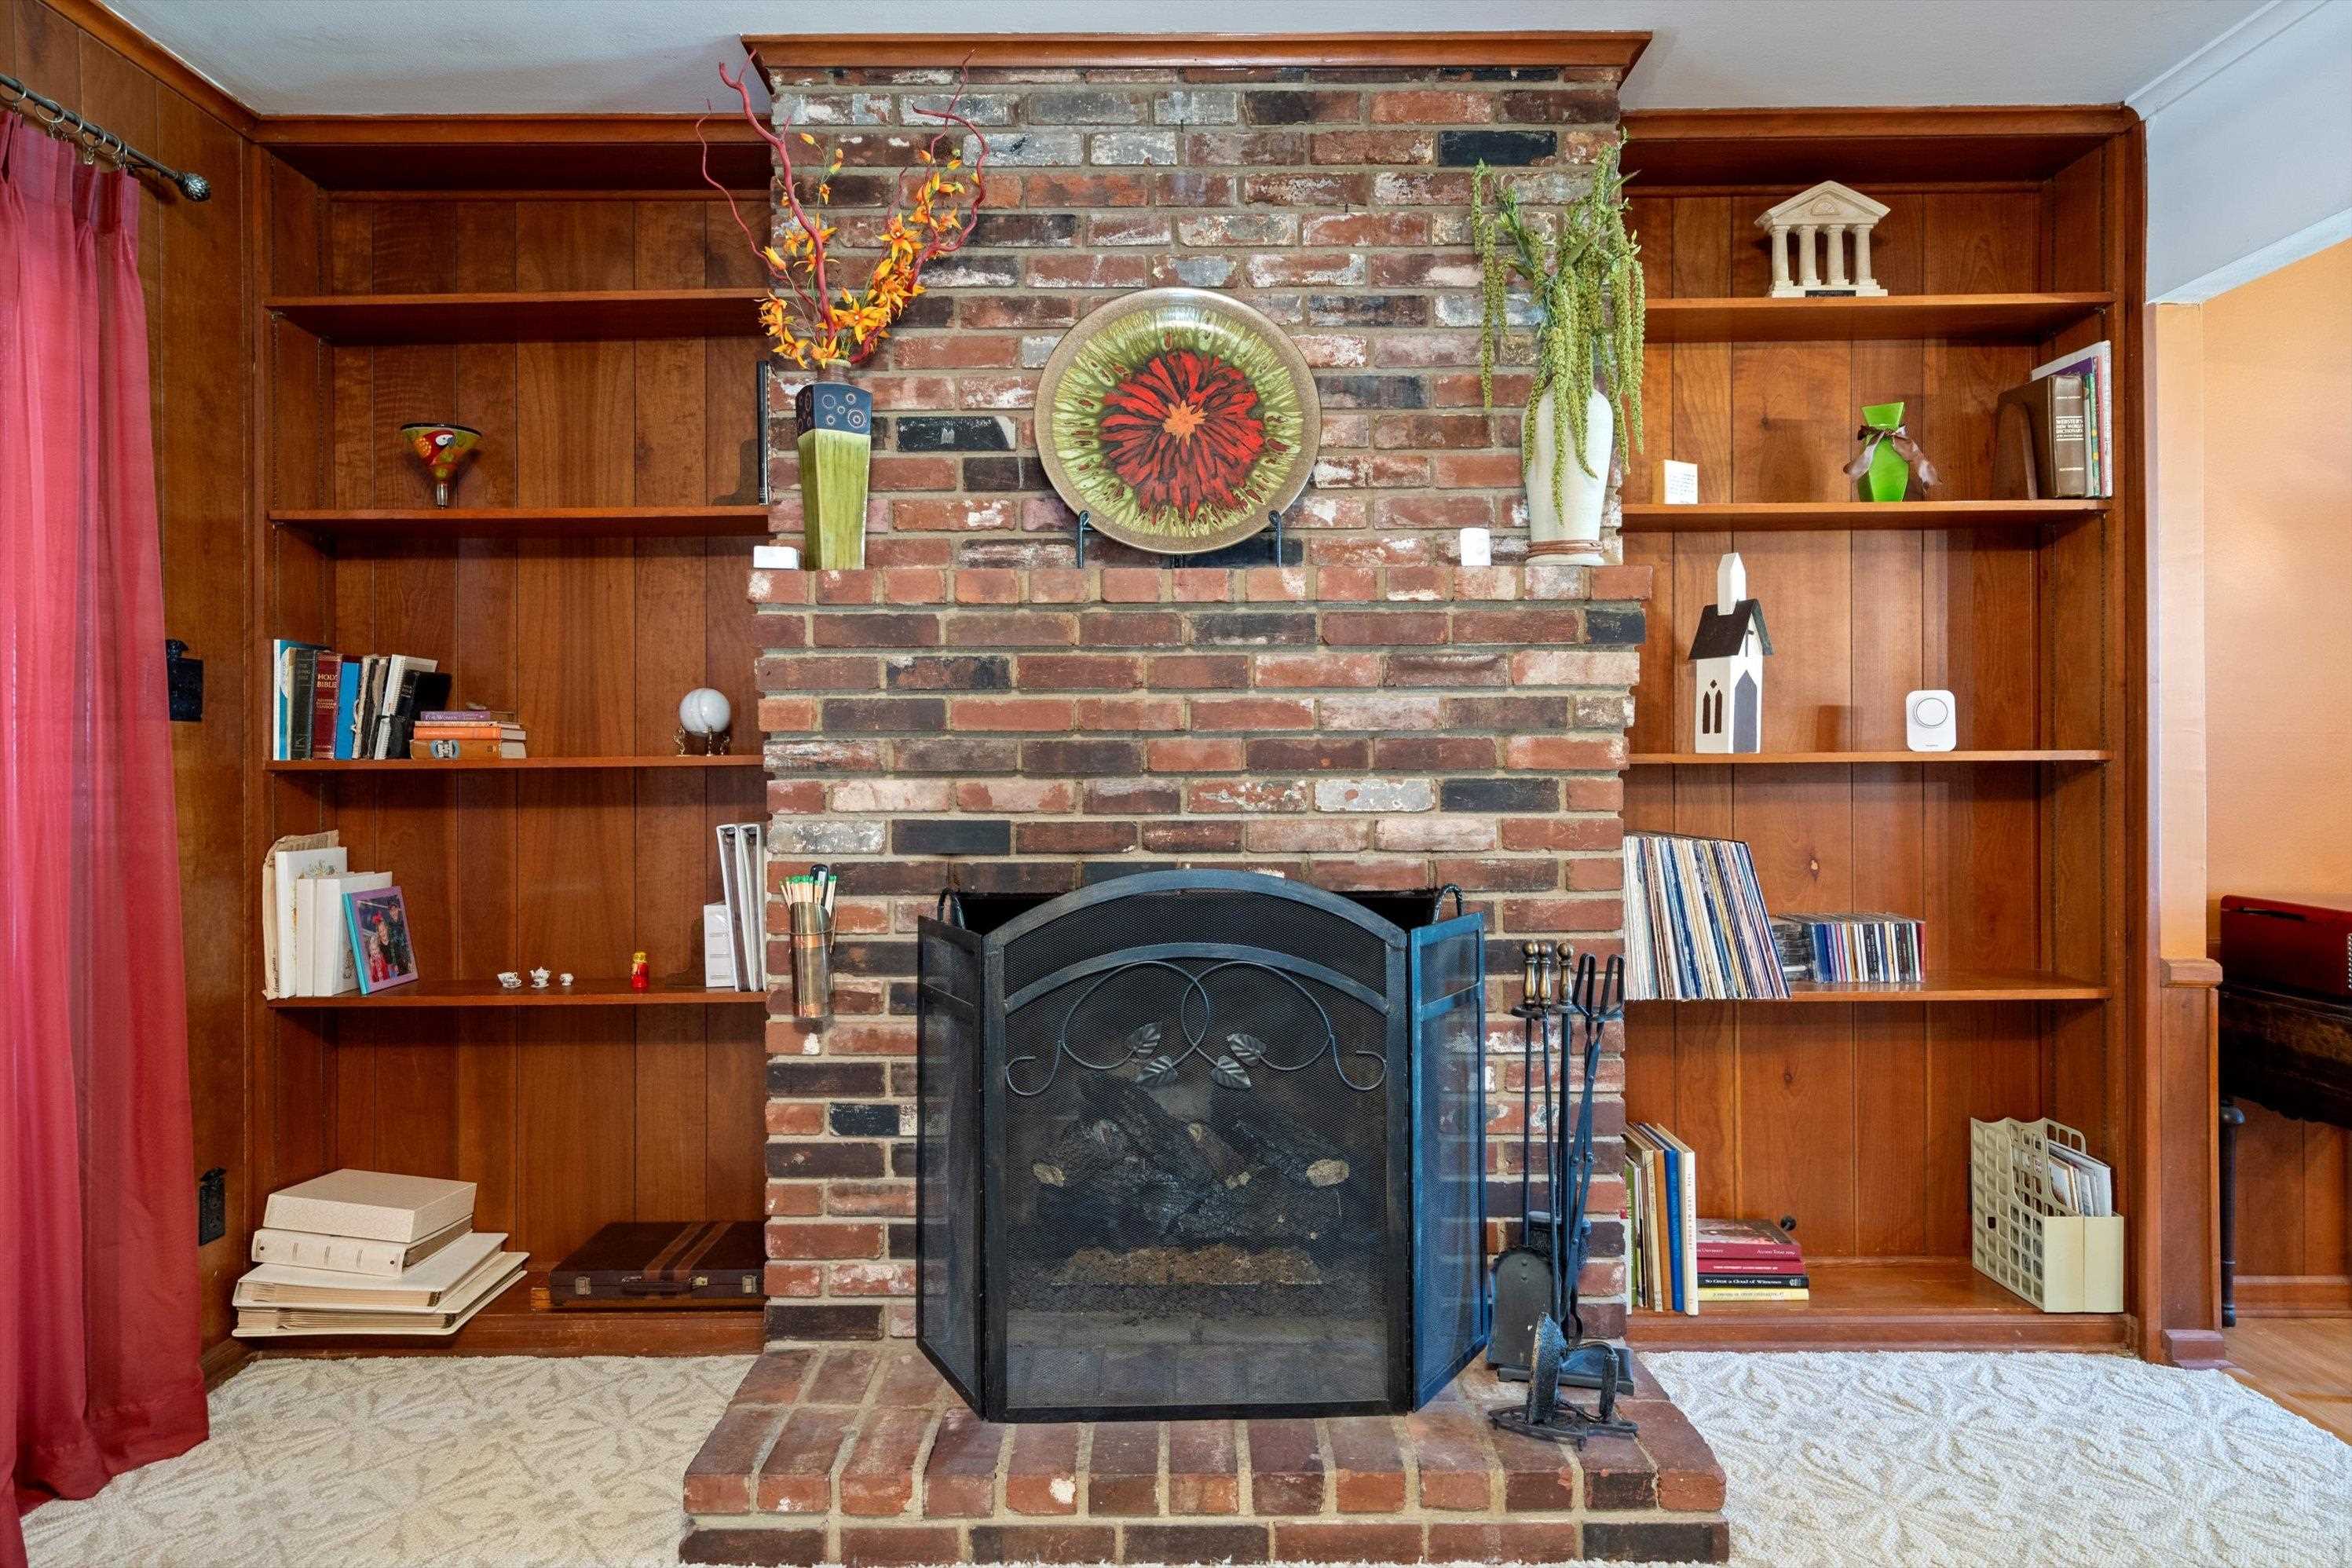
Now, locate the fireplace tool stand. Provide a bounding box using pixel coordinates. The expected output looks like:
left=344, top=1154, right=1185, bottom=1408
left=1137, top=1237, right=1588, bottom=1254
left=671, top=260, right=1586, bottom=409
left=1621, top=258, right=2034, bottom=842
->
left=1491, top=950, right=1637, bottom=1446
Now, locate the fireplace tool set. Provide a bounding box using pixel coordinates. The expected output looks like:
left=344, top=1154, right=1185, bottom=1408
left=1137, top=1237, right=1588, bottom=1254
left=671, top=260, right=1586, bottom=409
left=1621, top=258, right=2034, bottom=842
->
left=1488, top=942, right=1637, bottom=1446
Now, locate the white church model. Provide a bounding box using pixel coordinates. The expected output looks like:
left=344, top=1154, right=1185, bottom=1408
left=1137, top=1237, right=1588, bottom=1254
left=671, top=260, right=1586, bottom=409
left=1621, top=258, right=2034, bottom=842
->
left=1688, top=553, right=1772, bottom=754
left=1754, top=181, right=1889, bottom=298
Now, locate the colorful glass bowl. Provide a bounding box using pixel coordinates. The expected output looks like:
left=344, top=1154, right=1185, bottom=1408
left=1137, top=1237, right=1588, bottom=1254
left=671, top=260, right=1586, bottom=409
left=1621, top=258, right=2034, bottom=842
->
left=400, top=422, right=482, bottom=509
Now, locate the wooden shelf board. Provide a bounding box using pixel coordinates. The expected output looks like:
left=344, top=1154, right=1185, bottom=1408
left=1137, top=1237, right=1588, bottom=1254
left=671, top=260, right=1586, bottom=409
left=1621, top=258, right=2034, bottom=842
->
left=1622, top=499, right=2105, bottom=533
left=1645, top=292, right=2111, bottom=342
left=1622, top=107, right=2134, bottom=187
left=268, top=755, right=763, bottom=773
left=267, top=979, right=768, bottom=1008
left=1630, top=749, right=2112, bottom=766
left=1629, top=1257, right=2131, bottom=1352
left=253, top=115, right=774, bottom=192
left=265, top=288, right=766, bottom=345
left=248, top=1270, right=766, bottom=1358
left=272, top=505, right=773, bottom=539
left=1630, top=971, right=2110, bottom=1003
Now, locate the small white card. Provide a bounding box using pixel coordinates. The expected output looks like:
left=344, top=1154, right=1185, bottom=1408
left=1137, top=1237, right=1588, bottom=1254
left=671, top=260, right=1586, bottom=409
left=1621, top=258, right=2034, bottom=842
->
left=752, top=544, right=800, bottom=570
left=1662, top=461, right=1700, bottom=505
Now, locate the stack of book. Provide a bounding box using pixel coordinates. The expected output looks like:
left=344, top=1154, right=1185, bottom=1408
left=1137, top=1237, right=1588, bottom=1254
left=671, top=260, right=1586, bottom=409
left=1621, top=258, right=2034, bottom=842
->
left=1623, top=833, right=1789, bottom=1001
left=233, top=1169, right=525, bottom=1339
left=1695, top=1217, right=1809, bottom=1303
left=1623, top=1122, right=1699, bottom=1315
left=273, top=644, right=492, bottom=760
left=409, top=708, right=528, bottom=761
left=1772, top=912, right=1926, bottom=984
left=261, top=830, right=418, bottom=997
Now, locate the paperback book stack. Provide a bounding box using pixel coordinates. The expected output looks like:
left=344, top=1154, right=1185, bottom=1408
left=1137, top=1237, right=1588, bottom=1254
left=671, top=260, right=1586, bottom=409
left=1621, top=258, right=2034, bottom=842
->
left=1623, top=833, right=1789, bottom=1000
left=1772, top=912, right=1926, bottom=984
left=1695, top=1217, right=1809, bottom=1302
left=408, top=708, right=528, bottom=761
left=234, top=1169, right=525, bottom=1339
left=1623, top=1122, right=1699, bottom=1315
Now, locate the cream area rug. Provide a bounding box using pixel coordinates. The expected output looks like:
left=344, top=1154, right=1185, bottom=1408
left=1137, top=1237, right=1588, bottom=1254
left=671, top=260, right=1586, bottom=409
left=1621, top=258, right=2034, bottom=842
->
left=1644, top=1351, right=2352, bottom=1568
left=20, top=1351, right=2352, bottom=1567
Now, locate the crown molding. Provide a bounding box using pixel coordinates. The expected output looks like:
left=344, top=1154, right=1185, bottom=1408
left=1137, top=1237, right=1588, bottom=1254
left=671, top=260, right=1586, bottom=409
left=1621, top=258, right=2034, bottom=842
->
left=2127, top=0, right=2328, bottom=119
left=34, top=0, right=257, bottom=134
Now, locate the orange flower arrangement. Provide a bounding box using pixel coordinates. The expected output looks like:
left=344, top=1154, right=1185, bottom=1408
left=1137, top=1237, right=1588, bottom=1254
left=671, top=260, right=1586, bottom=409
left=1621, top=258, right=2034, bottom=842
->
left=703, top=64, right=988, bottom=371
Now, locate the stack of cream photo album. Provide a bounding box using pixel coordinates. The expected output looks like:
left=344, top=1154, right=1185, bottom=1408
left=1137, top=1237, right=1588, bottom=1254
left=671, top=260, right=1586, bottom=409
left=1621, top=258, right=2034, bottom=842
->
left=233, top=1169, right=524, bottom=1338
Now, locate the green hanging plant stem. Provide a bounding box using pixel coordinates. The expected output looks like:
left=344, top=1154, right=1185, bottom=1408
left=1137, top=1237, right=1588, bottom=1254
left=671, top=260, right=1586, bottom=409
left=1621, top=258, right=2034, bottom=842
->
left=1472, top=139, right=1645, bottom=524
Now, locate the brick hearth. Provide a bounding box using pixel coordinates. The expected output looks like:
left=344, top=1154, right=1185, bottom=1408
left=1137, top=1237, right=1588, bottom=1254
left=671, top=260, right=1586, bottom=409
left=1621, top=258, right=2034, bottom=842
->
left=682, top=1346, right=1727, bottom=1566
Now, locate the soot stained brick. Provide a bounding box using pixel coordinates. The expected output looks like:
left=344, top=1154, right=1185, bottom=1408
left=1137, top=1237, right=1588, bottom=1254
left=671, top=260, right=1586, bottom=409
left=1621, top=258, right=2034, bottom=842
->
left=1437, top=129, right=1557, bottom=166
left=894, top=415, right=1013, bottom=452
left=892, top=820, right=1013, bottom=857
left=1440, top=777, right=1561, bottom=813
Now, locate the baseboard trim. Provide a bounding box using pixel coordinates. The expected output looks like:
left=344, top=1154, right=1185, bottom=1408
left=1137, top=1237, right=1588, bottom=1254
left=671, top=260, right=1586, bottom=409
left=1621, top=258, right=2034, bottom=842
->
left=2159, top=1327, right=2230, bottom=1369
left=200, top=1337, right=252, bottom=1390
left=2233, top=1274, right=2352, bottom=1318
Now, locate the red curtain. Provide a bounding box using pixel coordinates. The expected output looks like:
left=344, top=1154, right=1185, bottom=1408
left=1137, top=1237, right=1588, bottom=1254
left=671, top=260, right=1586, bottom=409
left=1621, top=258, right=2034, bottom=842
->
left=0, top=120, right=208, bottom=1566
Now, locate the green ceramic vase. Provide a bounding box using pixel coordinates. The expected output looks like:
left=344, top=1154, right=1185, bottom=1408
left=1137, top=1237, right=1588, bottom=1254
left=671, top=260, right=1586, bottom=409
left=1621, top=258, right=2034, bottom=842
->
left=1858, top=400, right=1911, bottom=503
left=795, top=379, right=872, bottom=568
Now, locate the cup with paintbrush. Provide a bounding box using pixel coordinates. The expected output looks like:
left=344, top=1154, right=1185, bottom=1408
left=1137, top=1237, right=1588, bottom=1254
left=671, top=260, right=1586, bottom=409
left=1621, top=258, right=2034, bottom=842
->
left=788, top=864, right=837, bottom=1019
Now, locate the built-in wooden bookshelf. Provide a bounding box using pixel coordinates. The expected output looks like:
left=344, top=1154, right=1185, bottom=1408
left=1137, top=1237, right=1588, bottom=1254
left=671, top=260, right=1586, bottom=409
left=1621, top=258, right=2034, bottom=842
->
left=1642, top=291, right=2111, bottom=343
left=268, top=980, right=766, bottom=1009
left=1621, top=499, right=2104, bottom=533
left=1625, top=971, right=2110, bottom=1004
left=1627, top=1257, right=2129, bottom=1351
left=265, top=287, right=765, bottom=344
left=268, top=755, right=763, bottom=773
left=251, top=146, right=773, bottom=1355
left=1630, top=749, right=2110, bottom=766
left=271, top=505, right=772, bottom=539
left=1613, top=104, right=2149, bottom=1354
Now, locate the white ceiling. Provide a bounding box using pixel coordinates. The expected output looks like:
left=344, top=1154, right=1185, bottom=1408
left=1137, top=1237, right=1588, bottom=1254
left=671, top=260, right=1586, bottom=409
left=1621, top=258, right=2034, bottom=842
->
left=99, top=0, right=2277, bottom=117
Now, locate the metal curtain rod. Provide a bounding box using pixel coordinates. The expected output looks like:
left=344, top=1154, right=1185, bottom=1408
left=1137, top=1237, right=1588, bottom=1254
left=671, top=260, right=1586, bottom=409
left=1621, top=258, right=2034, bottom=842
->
left=0, top=70, right=210, bottom=200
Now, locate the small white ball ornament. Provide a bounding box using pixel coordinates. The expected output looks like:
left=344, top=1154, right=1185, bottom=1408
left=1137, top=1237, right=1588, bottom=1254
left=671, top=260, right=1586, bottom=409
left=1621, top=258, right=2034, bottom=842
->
left=679, top=687, right=732, bottom=736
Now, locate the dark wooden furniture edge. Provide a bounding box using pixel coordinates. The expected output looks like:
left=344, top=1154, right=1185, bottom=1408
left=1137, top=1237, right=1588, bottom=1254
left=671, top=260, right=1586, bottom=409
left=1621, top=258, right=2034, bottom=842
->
left=744, top=31, right=1651, bottom=71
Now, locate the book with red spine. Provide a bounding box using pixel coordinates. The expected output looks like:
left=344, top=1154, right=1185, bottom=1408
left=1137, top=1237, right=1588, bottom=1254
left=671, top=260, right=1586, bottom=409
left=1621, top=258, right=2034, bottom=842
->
left=1692, top=1216, right=1804, bottom=1263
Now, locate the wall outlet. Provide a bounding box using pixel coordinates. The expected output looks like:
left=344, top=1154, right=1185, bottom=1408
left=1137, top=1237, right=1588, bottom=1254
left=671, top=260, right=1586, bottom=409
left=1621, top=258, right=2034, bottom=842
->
left=197, top=1167, right=227, bottom=1245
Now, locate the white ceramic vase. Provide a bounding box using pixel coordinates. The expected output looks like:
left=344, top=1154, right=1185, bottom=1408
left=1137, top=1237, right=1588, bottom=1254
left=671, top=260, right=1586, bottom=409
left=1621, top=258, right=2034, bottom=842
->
left=1524, top=385, right=1613, bottom=564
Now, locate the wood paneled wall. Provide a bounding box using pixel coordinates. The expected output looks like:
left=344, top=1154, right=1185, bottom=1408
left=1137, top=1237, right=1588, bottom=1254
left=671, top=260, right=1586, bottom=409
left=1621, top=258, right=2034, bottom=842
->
left=1617, top=172, right=2124, bottom=1260
left=4, top=0, right=256, bottom=1358
left=258, top=188, right=772, bottom=1266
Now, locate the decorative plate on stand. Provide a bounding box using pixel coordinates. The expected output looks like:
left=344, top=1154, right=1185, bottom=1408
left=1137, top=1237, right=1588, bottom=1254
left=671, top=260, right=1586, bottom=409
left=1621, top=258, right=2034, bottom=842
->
left=1034, top=287, right=1322, bottom=555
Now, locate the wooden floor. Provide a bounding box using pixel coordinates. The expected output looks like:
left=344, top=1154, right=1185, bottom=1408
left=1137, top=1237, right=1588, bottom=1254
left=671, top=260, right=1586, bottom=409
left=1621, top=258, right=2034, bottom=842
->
left=2227, top=1318, right=2352, bottom=1443
left=1628, top=1256, right=2131, bottom=1352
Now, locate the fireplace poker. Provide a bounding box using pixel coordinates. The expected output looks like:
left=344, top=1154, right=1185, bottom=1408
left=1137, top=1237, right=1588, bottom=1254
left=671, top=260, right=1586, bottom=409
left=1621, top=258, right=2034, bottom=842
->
left=1487, top=942, right=1563, bottom=1380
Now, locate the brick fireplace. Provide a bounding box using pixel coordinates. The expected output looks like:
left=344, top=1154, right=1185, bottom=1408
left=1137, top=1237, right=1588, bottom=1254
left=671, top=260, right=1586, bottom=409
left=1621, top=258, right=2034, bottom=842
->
left=682, top=38, right=1728, bottom=1566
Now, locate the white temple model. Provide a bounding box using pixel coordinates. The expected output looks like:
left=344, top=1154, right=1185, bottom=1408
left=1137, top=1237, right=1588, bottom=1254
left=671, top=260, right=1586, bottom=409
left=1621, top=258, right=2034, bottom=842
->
left=1754, top=181, right=1889, bottom=298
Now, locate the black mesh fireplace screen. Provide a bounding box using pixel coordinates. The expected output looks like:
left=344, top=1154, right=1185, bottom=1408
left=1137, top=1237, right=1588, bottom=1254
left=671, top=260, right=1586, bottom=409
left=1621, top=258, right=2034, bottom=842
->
left=916, top=869, right=1487, bottom=1422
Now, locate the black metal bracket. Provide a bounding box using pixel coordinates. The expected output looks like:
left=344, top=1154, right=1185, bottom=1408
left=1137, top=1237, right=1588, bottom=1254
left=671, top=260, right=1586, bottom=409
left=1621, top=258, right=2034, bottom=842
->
left=1074, top=506, right=1289, bottom=568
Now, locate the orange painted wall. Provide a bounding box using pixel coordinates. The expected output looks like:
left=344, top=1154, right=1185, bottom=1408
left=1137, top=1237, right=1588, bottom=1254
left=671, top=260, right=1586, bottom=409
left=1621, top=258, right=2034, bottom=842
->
left=2201, top=237, right=2352, bottom=1298
left=2203, top=239, right=2352, bottom=935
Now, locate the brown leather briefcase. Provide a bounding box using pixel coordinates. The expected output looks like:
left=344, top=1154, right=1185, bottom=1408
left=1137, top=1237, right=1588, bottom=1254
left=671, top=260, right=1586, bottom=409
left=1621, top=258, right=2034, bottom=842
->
left=547, top=1220, right=764, bottom=1309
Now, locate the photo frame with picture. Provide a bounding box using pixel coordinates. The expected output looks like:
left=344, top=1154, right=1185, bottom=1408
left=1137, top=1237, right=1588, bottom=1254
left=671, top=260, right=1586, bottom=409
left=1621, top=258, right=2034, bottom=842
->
left=344, top=885, right=419, bottom=994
